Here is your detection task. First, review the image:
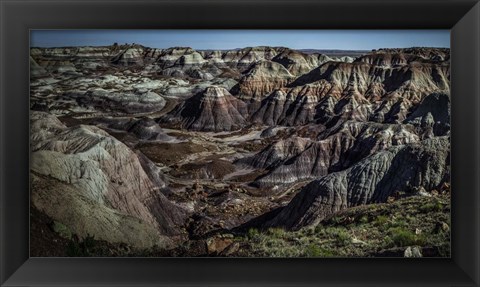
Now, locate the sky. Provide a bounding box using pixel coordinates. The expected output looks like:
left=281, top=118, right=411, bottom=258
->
left=30, top=30, right=450, bottom=50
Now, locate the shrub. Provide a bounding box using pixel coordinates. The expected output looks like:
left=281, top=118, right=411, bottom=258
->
left=420, top=200, right=443, bottom=213
left=388, top=218, right=407, bottom=228
left=388, top=227, right=425, bottom=247
left=330, top=216, right=343, bottom=225
left=247, top=228, right=260, bottom=240
left=384, top=235, right=394, bottom=247
left=303, top=227, right=316, bottom=236
left=51, top=221, right=72, bottom=239
left=322, top=227, right=350, bottom=245
left=335, top=229, right=351, bottom=245
left=304, top=244, right=334, bottom=257
left=374, top=215, right=389, bottom=226
left=314, top=224, right=323, bottom=233
left=267, top=228, right=286, bottom=239
left=358, top=215, right=370, bottom=224
left=66, top=234, right=96, bottom=257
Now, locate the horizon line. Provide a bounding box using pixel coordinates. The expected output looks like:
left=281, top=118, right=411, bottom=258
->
left=30, top=30, right=451, bottom=51
left=29, top=44, right=450, bottom=51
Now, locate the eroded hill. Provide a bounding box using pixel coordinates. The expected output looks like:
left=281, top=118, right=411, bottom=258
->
left=30, top=45, right=450, bottom=257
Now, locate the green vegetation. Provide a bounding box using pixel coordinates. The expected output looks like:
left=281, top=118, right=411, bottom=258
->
left=387, top=227, right=425, bottom=247
left=358, top=215, right=370, bottom=224
left=66, top=234, right=96, bottom=257
left=305, top=244, right=334, bottom=257
left=419, top=199, right=445, bottom=213
left=235, top=194, right=451, bottom=257
left=266, top=227, right=286, bottom=239
left=45, top=194, right=450, bottom=257
left=374, top=215, right=389, bottom=226
left=247, top=228, right=261, bottom=240
left=51, top=221, right=72, bottom=239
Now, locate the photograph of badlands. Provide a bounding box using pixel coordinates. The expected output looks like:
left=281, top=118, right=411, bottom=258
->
left=30, top=30, right=451, bottom=257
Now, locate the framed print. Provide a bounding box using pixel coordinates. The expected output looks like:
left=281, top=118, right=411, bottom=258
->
left=1, top=0, right=479, bottom=286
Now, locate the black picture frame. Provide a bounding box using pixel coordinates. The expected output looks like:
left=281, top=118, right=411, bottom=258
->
left=1, top=0, right=479, bottom=286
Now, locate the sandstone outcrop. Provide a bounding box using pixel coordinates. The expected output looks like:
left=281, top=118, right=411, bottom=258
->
left=245, top=121, right=421, bottom=187
left=30, top=111, right=186, bottom=248
left=231, top=60, right=295, bottom=103
left=256, top=136, right=450, bottom=229
left=29, top=44, right=451, bottom=256
left=77, top=89, right=166, bottom=114
left=161, top=86, right=248, bottom=131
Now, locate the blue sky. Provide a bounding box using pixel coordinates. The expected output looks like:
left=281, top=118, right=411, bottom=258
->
left=30, top=30, right=450, bottom=50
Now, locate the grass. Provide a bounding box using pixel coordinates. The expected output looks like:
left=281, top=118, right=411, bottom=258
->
left=419, top=199, right=444, bottom=213
left=247, top=228, right=261, bottom=240
left=44, top=193, right=450, bottom=258
left=235, top=194, right=451, bottom=257
left=50, top=221, right=72, bottom=239
left=266, top=228, right=286, bottom=239
left=358, top=215, right=370, bottom=224
left=305, top=244, right=334, bottom=257
left=387, top=227, right=425, bottom=247
left=374, top=215, right=389, bottom=226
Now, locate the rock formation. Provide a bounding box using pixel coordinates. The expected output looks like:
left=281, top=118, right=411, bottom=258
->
left=76, top=89, right=166, bottom=114
left=160, top=86, right=248, bottom=131
left=231, top=60, right=295, bottom=103
left=30, top=111, right=186, bottom=248
left=244, top=121, right=421, bottom=187
left=30, top=44, right=451, bottom=256
left=254, top=136, right=450, bottom=229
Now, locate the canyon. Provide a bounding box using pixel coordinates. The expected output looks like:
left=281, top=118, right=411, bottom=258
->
left=30, top=44, right=450, bottom=257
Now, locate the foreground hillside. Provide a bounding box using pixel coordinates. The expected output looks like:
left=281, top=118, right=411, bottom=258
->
left=30, top=45, right=451, bottom=257
left=31, top=191, right=450, bottom=257
left=234, top=192, right=450, bottom=257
